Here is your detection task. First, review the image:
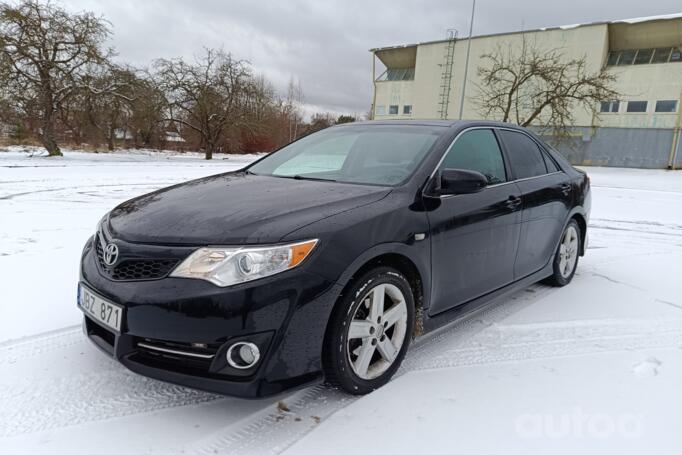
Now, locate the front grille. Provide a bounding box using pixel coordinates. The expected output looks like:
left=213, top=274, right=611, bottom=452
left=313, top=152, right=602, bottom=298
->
left=95, top=235, right=179, bottom=281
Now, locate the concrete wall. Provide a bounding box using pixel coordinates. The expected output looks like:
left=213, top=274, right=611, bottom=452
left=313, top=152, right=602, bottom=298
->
left=373, top=23, right=611, bottom=123
left=538, top=127, right=681, bottom=169
left=373, top=18, right=682, bottom=127
left=371, top=17, right=682, bottom=169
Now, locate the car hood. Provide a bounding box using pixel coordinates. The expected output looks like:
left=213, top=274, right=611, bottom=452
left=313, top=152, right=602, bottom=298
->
left=107, top=172, right=391, bottom=245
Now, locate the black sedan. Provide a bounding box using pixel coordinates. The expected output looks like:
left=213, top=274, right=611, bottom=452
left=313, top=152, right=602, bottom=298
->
left=78, top=120, right=591, bottom=397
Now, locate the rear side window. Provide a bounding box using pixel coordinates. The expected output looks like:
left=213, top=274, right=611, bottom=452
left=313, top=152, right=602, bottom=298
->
left=542, top=151, right=560, bottom=173
left=440, top=129, right=507, bottom=184
left=498, top=130, right=548, bottom=180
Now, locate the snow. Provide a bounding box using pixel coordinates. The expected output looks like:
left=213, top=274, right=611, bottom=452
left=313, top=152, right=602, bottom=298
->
left=2, top=150, right=682, bottom=454
left=617, top=13, right=682, bottom=24
left=539, top=13, right=682, bottom=32
left=0, top=148, right=260, bottom=342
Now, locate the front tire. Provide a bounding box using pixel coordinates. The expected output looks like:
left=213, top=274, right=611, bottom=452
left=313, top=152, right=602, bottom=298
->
left=545, top=220, right=581, bottom=286
left=323, top=267, right=415, bottom=395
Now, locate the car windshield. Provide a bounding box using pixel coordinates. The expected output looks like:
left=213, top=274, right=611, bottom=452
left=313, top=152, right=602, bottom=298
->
left=247, top=125, right=444, bottom=186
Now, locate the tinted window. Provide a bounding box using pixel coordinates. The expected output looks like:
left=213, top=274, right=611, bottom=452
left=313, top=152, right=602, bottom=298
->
left=542, top=151, right=560, bottom=173
left=249, top=125, right=442, bottom=186
left=498, top=130, right=548, bottom=179
left=439, top=129, right=506, bottom=184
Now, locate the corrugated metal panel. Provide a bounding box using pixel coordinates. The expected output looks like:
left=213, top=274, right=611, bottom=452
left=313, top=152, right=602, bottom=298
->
left=538, top=127, right=676, bottom=169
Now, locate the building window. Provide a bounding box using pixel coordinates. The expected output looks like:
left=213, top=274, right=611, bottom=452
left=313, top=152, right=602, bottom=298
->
left=672, top=47, right=682, bottom=62
left=607, top=47, right=681, bottom=66
left=376, top=68, right=415, bottom=81
left=600, top=101, right=620, bottom=113
left=655, top=100, right=678, bottom=113
left=651, top=48, right=672, bottom=63
left=634, top=49, right=654, bottom=65
left=617, top=50, right=636, bottom=65
left=389, top=105, right=399, bottom=115
left=375, top=105, right=386, bottom=115
left=403, top=105, right=412, bottom=115
left=606, top=52, right=619, bottom=66
left=626, top=101, right=648, bottom=113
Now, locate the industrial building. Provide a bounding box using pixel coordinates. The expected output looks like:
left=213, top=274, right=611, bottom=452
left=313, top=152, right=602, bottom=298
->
left=370, top=14, right=682, bottom=169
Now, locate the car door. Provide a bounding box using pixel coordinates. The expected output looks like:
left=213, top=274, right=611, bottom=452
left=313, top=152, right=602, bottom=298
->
left=426, top=128, right=523, bottom=316
left=497, top=129, right=573, bottom=279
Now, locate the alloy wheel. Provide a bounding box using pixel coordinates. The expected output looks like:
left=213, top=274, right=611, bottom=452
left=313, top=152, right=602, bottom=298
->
left=346, top=283, right=408, bottom=380
left=559, top=225, right=579, bottom=278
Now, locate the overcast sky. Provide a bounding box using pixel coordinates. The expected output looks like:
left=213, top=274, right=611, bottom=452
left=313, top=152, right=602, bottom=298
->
left=62, top=0, right=681, bottom=117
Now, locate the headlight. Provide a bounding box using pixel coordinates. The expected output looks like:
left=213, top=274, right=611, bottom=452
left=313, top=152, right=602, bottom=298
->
left=170, top=239, right=318, bottom=287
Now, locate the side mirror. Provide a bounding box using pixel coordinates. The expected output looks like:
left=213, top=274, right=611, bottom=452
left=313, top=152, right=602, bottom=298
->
left=438, top=168, right=488, bottom=195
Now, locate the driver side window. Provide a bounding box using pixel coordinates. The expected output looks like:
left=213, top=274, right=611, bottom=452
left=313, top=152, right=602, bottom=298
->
left=440, top=129, right=507, bottom=184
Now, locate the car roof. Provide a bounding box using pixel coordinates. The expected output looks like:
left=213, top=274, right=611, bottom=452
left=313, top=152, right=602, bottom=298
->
left=335, top=119, right=527, bottom=131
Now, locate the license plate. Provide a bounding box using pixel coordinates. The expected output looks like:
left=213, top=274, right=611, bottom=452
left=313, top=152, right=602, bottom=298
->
left=78, top=284, right=123, bottom=332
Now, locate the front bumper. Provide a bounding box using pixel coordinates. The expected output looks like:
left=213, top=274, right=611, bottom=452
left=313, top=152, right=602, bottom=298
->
left=80, top=238, right=342, bottom=398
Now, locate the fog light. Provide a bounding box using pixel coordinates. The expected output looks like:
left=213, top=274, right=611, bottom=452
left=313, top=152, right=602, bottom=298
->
left=226, top=341, right=260, bottom=369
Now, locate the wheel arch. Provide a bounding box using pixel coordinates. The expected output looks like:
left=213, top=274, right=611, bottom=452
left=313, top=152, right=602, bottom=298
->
left=329, top=245, right=430, bottom=339
left=568, top=211, right=588, bottom=256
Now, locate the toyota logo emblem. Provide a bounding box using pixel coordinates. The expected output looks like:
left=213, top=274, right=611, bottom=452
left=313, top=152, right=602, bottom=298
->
left=103, top=243, right=119, bottom=266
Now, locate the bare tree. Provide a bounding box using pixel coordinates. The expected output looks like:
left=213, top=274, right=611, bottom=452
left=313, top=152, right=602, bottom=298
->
left=336, top=114, right=356, bottom=124
left=304, top=112, right=335, bottom=135
left=285, top=76, right=304, bottom=142
left=155, top=48, right=256, bottom=160
left=474, top=37, right=619, bottom=136
left=128, top=73, right=167, bottom=148
left=0, top=0, right=113, bottom=156
left=57, top=65, right=137, bottom=150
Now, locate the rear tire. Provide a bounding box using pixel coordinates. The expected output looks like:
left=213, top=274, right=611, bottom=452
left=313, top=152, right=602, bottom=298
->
left=323, top=266, right=415, bottom=395
left=545, top=219, right=581, bottom=286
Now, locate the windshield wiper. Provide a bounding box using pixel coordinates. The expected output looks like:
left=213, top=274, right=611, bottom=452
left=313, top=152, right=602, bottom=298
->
left=291, top=175, right=337, bottom=182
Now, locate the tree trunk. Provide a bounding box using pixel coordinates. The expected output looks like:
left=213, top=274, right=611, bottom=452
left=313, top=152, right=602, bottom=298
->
left=41, top=109, right=62, bottom=157
left=107, top=124, right=115, bottom=151
left=204, top=133, right=215, bottom=160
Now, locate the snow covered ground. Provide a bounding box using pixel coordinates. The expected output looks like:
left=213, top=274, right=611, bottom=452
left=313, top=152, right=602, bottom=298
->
left=1, top=149, right=681, bottom=454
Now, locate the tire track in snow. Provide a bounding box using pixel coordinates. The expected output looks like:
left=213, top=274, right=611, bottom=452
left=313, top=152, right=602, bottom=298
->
left=409, top=317, right=682, bottom=372
left=0, top=325, right=82, bottom=365
left=0, top=181, right=176, bottom=200
left=0, top=327, right=227, bottom=438
left=189, top=385, right=354, bottom=455
left=3, top=285, right=682, bottom=445
left=0, top=285, right=545, bottom=442
left=187, top=285, right=682, bottom=455
left=0, top=368, right=222, bottom=438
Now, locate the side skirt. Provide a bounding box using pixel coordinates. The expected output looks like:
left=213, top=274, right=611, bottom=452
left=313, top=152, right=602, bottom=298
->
left=422, top=262, right=554, bottom=334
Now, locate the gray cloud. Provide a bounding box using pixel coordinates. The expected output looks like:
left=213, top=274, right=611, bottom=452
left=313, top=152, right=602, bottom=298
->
left=63, top=0, right=681, bottom=115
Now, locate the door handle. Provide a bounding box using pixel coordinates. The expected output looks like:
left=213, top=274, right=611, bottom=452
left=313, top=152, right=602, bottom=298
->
left=506, top=195, right=522, bottom=210
left=560, top=183, right=572, bottom=196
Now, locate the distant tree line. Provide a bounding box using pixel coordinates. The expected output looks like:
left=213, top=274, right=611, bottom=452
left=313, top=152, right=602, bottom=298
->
left=0, top=1, right=356, bottom=158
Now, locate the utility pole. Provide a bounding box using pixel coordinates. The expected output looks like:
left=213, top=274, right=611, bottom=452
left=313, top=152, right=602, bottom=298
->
left=458, top=0, right=476, bottom=120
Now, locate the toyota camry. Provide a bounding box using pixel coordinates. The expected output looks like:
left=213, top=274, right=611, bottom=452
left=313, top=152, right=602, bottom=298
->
left=78, top=120, right=591, bottom=397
